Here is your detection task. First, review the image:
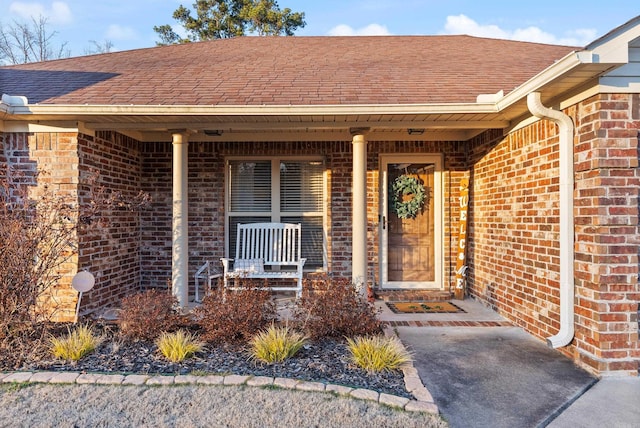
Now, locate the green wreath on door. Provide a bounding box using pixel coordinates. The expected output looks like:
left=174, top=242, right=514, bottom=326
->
left=391, top=175, right=426, bottom=219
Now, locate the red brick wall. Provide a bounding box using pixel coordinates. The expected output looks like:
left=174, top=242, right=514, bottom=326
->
left=468, top=121, right=562, bottom=337
left=1, top=131, right=80, bottom=321
left=76, top=131, right=143, bottom=313
left=572, top=94, right=640, bottom=375
left=0, top=132, right=6, bottom=169
left=138, top=140, right=232, bottom=289
left=139, top=142, right=172, bottom=289
left=140, top=141, right=336, bottom=289
left=467, top=94, right=639, bottom=376
left=138, top=139, right=466, bottom=292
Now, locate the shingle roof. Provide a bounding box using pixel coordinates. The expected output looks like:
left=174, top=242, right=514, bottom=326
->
left=0, top=35, right=577, bottom=106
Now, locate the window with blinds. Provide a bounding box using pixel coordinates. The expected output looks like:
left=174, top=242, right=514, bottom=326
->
left=227, top=158, right=325, bottom=270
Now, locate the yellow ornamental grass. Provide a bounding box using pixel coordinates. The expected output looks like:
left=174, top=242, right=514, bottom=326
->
left=50, top=325, right=103, bottom=362
left=156, top=330, right=204, bottom=363
left=250, top=324, right=307, bottom=364
left=347, top=335, right=412, bottom=372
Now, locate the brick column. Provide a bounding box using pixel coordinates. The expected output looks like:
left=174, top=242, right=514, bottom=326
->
left=573, top=94, right=640, bottom=375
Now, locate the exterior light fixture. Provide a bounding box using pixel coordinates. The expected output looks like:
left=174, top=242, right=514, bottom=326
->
left=204, top=130, right=224, bottom=136
left=407, top=128, right=425, bottom=135
left=71, top=270, right=95, bottom=323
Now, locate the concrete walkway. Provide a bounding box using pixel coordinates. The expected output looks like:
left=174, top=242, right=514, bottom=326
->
left=379, top=298, right=638, bottom=428
left=548, top=377, right=640, bottom=428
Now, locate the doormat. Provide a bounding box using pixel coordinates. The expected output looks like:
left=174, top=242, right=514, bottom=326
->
left=386, top=301, right=465, bottom=314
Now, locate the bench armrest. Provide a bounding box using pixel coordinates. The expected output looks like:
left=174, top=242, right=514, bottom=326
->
left=220, top=258, right=233, bottom=274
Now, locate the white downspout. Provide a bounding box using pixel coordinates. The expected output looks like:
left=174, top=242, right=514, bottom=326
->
left=526, top=92, right=575, bottom=348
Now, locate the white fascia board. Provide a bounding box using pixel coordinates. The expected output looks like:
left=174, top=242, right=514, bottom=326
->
left=496, top=51, right=598, bottom=110
left=0, top=121, right=78, bottom=133
left=5, top=102, right=499, bottom=117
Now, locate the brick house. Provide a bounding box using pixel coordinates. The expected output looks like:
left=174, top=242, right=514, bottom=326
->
left=1, top=16, right=639, bottom=376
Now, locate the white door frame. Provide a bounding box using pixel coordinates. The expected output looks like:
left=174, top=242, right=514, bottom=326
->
left=379, top=154, right=443, bottom=289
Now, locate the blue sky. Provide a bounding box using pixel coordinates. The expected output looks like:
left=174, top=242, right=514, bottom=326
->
left=1, top=0, right=637, bottom=57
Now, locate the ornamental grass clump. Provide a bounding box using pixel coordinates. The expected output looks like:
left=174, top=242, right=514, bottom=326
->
left=50, top=324, right=103, bottom=362
left=249, top=324, right=307, bottom=364
left=155, top=330, right=204, bottom=363
left=347, top=335, right=412, bottom=372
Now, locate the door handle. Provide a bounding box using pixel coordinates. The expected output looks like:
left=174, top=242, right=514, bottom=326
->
left=379, top=215, right=387, bottom=230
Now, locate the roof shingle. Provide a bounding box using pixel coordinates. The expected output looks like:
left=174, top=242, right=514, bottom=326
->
left=0, top=35, right=577, bottom=106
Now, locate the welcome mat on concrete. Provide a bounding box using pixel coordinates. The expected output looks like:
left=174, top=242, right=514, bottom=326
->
left=386, top=301, right=465, bottom=314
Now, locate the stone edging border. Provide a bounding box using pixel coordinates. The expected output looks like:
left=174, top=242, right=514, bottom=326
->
left=0, top=327, right=439, bottom=415
left=382, top=325, right=439, bottom=413
left=0, top=369, right=438, bottom=414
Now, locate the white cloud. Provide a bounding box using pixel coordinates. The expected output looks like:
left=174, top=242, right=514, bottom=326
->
left=328, top=23, right=391, bottom=36
left=105, top=24, right=138, bottom=41
left=442, top=14, right=595, bottom=46
left=9, top=1, right=72, bottom=25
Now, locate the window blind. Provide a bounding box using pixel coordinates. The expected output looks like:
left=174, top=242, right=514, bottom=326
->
left=280, top=161, right=323, bottom=212
left=229, top=161, right=271, bottom=212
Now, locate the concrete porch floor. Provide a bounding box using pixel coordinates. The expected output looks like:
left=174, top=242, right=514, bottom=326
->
left=376, top=297, right=507, bottom=324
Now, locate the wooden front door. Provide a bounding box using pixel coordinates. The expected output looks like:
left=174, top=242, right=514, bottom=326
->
left=380, top=155, right=442, bottom=289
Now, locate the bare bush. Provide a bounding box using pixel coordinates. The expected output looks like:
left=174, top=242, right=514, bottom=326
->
left=118, top=289, right=183, bottom=342
left=194, top=282, right=277, bottom=343
left=293, top=275, right=382, bottom=339
left=0, top=167, right=149, bottom=365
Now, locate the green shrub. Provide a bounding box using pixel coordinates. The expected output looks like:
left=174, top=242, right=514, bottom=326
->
left=50, top=324, right=103, bottom=362
left=293, top=275, right=382, bottom=339
left=118, top=289, right=182, bottom=341
left=193, top=282, right=277, bottom=343
left=347, top=335, right=412, bottom=372
left=156, top=330, right=204, bottom=363
left=249, top=324, right=307, bottom=363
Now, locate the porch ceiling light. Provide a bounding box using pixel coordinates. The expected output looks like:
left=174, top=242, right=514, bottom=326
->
left=407, top=128, right=425, bottom=135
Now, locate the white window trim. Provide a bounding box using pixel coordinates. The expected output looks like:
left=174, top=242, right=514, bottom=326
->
left=224, top=156, right=328, bottom=271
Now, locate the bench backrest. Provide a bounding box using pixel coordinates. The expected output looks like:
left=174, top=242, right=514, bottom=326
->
left=235, top=223, right=302, bottom=265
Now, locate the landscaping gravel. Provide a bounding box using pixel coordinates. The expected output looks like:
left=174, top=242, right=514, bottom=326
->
left=18, top=334, right=411, bottom=399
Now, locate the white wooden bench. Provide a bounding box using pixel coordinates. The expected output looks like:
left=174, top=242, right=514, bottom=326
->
left=221, top=222, right=306, bottom=297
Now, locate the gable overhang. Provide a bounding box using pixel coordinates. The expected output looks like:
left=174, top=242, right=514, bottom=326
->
left=0, top=48, right=628, bottom=142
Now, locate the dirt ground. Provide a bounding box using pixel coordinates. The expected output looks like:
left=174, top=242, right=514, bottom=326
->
left=0, top=383, right=447, bottom=428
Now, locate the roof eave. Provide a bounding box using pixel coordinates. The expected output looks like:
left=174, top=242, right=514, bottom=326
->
left=2, top=100, right=500, bottom=117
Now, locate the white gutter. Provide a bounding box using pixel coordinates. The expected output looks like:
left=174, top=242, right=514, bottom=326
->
left=498, top=51, right=594, bottom=111
left=526, top=92, right=575, bottom=348
left=1, top=99, right=500, bottom=117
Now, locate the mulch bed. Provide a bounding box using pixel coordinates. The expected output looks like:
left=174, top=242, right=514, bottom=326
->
left=9, top=322, right=412, bottom=399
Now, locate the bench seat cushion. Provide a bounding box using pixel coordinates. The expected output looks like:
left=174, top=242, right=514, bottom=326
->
left=227, top=270, right=300, bottom=279
left=232, top=258, right=264, bottom=274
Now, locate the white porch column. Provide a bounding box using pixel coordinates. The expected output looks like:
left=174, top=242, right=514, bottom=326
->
left=172, top=131, right=189, bottom=308
left=351, top=128, right=369, bottom=291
